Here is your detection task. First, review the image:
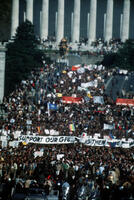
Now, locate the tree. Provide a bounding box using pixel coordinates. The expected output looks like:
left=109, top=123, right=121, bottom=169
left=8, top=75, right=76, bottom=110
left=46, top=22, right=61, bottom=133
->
left=115, top=40, right=134, bottom=71
left=101, top=53, right=117, bottom=68
left=0, top=0, right=11, bottom=41
left=102, top=40, right=134, bottom=71
left=5, top=20, right=44, bottom=95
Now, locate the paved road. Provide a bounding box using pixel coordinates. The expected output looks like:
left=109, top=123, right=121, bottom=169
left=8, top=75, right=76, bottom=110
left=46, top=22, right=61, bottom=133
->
left=105, top=74, right=134, bottom=101
left=50, top=53, right=103, bottom=66
left=67, top=54, right=103, bottom=66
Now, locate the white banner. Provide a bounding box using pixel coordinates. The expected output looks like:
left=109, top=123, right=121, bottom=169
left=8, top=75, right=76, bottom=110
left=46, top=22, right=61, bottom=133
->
left=18, top=135, right=76, bottom=144
left=84, top=138, right=134, bottom=148
left=17, top=135, right=134, bottom=148
left=81, top=80, right=98, bottom=88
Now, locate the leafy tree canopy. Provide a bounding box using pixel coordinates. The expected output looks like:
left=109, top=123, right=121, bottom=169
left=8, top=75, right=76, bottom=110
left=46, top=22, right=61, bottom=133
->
left=102, top=40, right=134, bottom=71
left=5, top=20, right=44, bottom=95
left=115, top=40, right=134, bottom=71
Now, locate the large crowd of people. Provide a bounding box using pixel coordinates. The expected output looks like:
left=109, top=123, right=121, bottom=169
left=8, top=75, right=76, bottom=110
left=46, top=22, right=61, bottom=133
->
left=0, top=58, right=134, bottom=199
left=1, top=62, right=134, bottom=140
left=41, top=37, right=123, bottom=55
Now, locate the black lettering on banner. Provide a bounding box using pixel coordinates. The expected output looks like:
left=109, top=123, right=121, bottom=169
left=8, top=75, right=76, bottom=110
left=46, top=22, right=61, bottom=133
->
left=33, top=137, right=37, bottom=142
left=59, top=137, right=64, bottom=142
left=85, top=139, right=94, bottom=146
left=22, top=136, right=26, bottom=141
left=95, top=139, right=106, bottom=146
left=54, top=137, right=58, bottom=142
left=45, top=137, right=58, bottom=143
left=121, top=141, right=129, bottom=148
left=64, top=137, right=69, bottom=143
left=18, top=136, right=27, bottom=142
left=115, top=141, right=121, bottom=147
left=95, top=140, right=103, bottom=146
left=50, top=137, right=54, bottom=142
left=74, top=137, right=79, bottom=143
left=19, top=136, right=22, bottom=141
left=36, top=137, right=40, bottom=142
left=46, top=137, right=50, bottom=143
left=17, top=135, right=134, bottom=148
left=104, top=140, right=108, bottom=146
left=29, top=137, right=33, bottom=142
left=40, top=137, right=43, bottom=142
left=66, top=137, right=71, bottom=143
left=20, top=136, right=44, bottom=143
left=102, top=140, right=106, bottom=146
left=27, top=136, right=30, bottom=141
left=58, top=137, right=71, bottom=143
left=33, top=137, right=42, bottom=142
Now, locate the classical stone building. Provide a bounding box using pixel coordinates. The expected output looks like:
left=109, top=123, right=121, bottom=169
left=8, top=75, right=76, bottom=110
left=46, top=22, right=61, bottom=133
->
left=11, top=0, right=134, bottom=44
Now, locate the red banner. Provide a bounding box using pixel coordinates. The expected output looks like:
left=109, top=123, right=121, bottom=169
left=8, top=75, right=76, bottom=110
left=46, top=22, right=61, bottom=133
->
left=62, top=96, right=83, bottom=104
left=72, top=65, right=80, bottom=71
left=116, top=98, right=134, bottom=106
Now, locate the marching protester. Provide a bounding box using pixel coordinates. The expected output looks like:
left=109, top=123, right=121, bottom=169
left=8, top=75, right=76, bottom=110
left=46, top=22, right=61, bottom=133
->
left=0, top=58, right=134, bottom=199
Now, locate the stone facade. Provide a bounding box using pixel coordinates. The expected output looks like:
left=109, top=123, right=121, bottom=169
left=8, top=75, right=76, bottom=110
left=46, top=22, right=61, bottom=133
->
left=10, top=0, right=134, bottom=43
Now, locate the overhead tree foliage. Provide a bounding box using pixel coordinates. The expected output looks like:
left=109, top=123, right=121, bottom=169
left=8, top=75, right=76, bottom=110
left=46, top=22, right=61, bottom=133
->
left=115, top=40, right=134, bottom=71
left=5, top=20, right=44, bottom=95
left=102, top=40, right=134, bottom=71
left=0, top=0, right=11, bottom=41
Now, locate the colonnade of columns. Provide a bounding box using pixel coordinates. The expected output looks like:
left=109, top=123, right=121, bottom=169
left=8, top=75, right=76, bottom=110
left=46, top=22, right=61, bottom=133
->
left=11, top=0, right=131, bottom=44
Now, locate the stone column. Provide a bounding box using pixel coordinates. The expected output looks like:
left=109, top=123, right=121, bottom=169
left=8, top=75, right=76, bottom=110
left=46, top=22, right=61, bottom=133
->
left=121, top=0, right=130, bottom=42
left=87, top=13, right=90, bottom=38
left=0, top=45, right=6, bottom=102
left=11, top=0, right=19, bottom=38
left=56, top=0, right=65, bottom=43
left=103, top=13, right=106, bottom=38
left=120, top=14, right=123, bottom=38
left=55, top=12, right=58, bottom=38
left=71, top=12, right=74, bottom=41
left=40, top=0, right=49, bottom=41
left=104, top=0, right=113, bottom=42
left=26, top=0, right=33, bottom=23
left=88, top=0, right=97, bottom=45
left=72, top=0, right=80, bottom=43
